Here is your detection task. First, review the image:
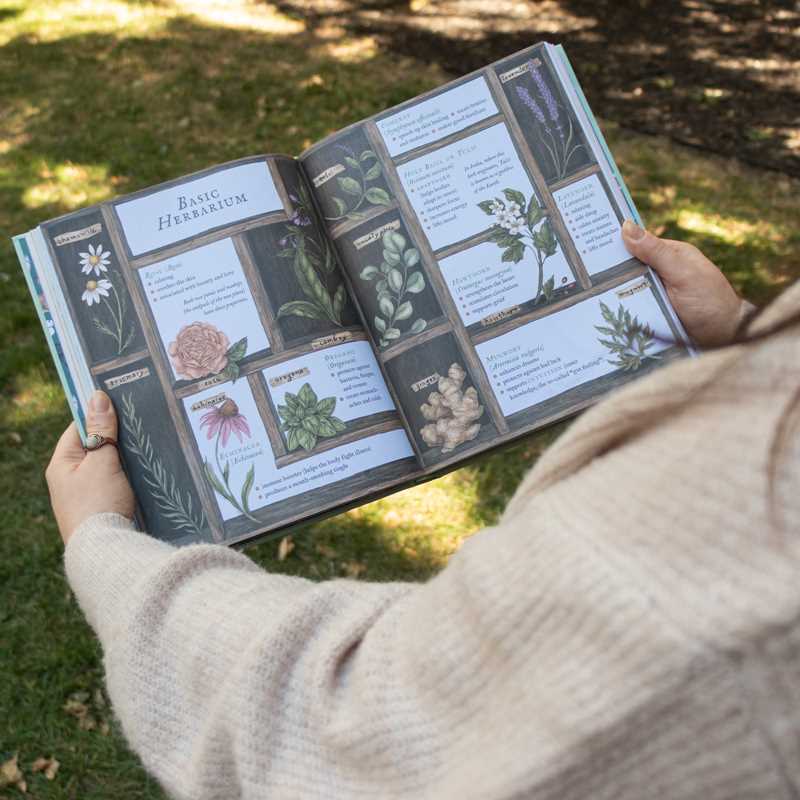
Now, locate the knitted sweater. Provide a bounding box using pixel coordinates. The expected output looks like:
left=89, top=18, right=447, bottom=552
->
left=65, top=281, right=800, bottom=800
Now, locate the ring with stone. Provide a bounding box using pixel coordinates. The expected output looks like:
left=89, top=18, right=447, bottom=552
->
left=84, top=432, right=118, bottom=452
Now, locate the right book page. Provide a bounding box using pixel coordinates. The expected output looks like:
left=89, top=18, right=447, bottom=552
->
left=299, top=42, right=692, bottom=472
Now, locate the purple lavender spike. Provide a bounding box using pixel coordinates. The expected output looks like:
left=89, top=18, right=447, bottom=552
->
left=516, top=85, right=548, bottom=127
left=528, top=61, right=563, bottom=140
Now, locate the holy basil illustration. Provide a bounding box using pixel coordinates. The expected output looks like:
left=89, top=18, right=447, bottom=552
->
left=479, top=188, right=559, bottom=306
left=277, top=382, right=347, bottom=452
left=324, top=146, right=391, bottom=222
left=277, top=181, right=347, bottom=327
left=359, top=230, right=427, bottom=348
left=595, top=301, right=659, bottom=371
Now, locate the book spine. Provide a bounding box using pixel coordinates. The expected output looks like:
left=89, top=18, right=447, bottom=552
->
left=13, top=234, right=87, bottom=436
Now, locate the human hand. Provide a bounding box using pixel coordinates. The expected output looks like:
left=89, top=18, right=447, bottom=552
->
left=46, top=390, right=135, bottom=546
left=622, top=220, right=748, bottom=347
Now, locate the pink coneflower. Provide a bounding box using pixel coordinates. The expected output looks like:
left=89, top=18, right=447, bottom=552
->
left=200, top=398, right=251, bottom=446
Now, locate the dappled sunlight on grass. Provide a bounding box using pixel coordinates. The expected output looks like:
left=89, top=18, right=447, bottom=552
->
left=23, top=162, right=115, bottom=210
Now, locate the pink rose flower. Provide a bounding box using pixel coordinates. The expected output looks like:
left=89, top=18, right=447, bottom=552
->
left=168, top=322, right=230, bottom=380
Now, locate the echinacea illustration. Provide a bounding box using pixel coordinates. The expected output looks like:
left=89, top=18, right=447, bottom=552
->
left=478, top=188, right=559, bottom=306
left=79, top=243, right=111, bottom=277
left=200, top=398, right=258, bottom=522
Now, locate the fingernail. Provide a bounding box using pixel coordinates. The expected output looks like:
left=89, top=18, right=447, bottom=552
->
left=623, top=219, right=646, bottom=240
left=90, top=390, right=110, bottom=413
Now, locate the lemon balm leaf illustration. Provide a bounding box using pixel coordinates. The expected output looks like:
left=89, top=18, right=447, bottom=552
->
left=337, top=176, right=361, bottom=196
left=277, top=300, right=327, bottom=320
left=365, top=187, right=391, bottom=205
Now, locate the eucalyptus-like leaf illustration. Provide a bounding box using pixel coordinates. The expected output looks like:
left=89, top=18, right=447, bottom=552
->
left=478, top=188, right=559, bottom=307
left=277, top=382, right=346, bottom=452
left=324, top=145, right=391, bottom=222
left=359, top=230, right=427, bottom=347
left=120, top=393, right=207, bottom=537
left=595, top=301, right=659, bottom=371
left=277, top=181, right=347, bottom=327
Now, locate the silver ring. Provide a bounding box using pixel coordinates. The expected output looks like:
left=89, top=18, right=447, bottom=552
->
left=84, top=433, right=118, bottom=451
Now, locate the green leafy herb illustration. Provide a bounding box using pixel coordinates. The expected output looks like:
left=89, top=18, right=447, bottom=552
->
left=277, top=382, right=347, bottom=452
left=359, top=230, right=427, bottom=347
left=324, top=145, right=391, bottom=222
left=200, top=398, right=259, bottom=523
left=277, top=181, right=347, bottom=326
left=478, top=188, right=559, bottom=307
left=595, top=301, right=659, bottom=371
left=120, top=393, right=207, bottom=537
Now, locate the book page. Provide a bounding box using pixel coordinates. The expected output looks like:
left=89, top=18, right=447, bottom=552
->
left=36, top=156, right=418, bottom=545
left=300, top=43, right=688, bottom=470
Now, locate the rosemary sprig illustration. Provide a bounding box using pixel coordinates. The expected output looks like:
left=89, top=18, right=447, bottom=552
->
left=120, top=393, right=207, bottom=537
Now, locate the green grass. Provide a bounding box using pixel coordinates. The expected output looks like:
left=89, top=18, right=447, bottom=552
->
left=0, top=0, right=798, bottom=796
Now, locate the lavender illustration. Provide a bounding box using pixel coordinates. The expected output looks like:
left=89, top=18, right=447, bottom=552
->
left=515, top=60, right=584, bottom=181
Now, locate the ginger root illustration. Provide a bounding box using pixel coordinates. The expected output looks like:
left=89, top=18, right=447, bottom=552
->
left=419, top=363, right=484, bottom=454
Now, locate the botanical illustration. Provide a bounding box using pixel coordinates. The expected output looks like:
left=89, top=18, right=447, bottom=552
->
left=120, top=393, right=207, bottom=537
left=277, top=181, right=347, bottom=326
left=479, top=188, right=559, bottom=305
left=324, top=145, right=391, bottom=222
left=277, top=382, right=347, bottom=452
left=200, top=398, right=259, bottom=522
left=515, top=59, right=585, bottom=181
left=78, top=242, right=134, bottom=355
left=595, top=301, right=659, bottom=371
left=168, top=323, right=247, bottom=383
left=359, top=230, right=427, bottom=347
left=420, top=363, right=484, bottom=454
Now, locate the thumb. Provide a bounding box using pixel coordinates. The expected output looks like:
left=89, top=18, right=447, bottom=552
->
left=85, top=389, right=119, bottom=449
left=621, top=219, right=694, bottom=287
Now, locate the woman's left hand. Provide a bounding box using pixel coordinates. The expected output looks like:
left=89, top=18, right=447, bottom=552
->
left=46, top=390, right=135, bottom=545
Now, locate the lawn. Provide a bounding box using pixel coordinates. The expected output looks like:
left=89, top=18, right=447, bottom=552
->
left=1, top=0, right=798, bottom=796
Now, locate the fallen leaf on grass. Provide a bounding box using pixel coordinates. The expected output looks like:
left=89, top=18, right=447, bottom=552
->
left=64, top=693, right=97, bottom=731
left=31, top=757, right=59, bottom=780
left=277, top=536, right=294, bottom=561
left=0, top=753, right=26, bottom=792
left=343, top=561, right=367, bottom=579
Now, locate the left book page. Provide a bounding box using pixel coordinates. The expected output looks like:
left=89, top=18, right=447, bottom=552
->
left=16, top=156, right=419, bottom=546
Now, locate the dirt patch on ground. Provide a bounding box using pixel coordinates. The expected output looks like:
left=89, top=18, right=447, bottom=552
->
left=275, top=0, right=800, bottom=177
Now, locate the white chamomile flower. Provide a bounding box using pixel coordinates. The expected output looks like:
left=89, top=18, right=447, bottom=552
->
left=81, top=278, right=112, bottom=306
left=79, top=243, right=111, bottom=276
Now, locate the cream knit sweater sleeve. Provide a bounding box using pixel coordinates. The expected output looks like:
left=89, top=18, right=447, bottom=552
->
left=65, top=284, right=800, bottom=800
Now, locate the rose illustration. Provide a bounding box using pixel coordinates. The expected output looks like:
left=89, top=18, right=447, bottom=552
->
left=168, top=322, right=230, bottom=380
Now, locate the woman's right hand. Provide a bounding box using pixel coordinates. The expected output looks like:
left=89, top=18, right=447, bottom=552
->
left=621, top=220, right=749, bottom=347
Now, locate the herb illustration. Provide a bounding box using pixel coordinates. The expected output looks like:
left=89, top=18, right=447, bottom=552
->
left=168, top=322, right=247, bottom=383
left=78, top=241, right=134, bottom=355
left=324, top=145, right=391, bottom=222
left=277, top=182, right=347, bottom=327
left=479, top=188, right=559, bottom=306
left=419, top=363, right=484, bottom=454
left=595, top=301, right=659, bottom=371
left=359, top=230, right=427, bottom=347
left=515, top=59, right=585, bottom=181
left=277, top=382, right=347, bottom=452
left=120, top=393, right=207, bottom=537
left=200, top=398, right=259, bottom=523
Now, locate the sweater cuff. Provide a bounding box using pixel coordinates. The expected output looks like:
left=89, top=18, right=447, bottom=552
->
left=64, top=512, right=177, bottom=643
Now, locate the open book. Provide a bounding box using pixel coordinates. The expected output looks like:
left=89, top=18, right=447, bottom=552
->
left=14, top=42, right=693, bottom=547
